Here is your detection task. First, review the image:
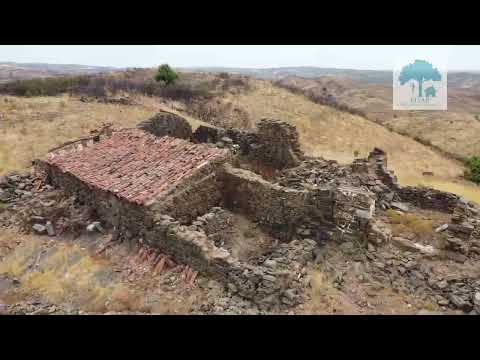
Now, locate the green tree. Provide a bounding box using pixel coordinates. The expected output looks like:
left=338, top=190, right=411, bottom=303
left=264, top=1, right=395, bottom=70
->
left=465, top=156, right=480, bottom=184
left=399, top=60, right=441, bottom=97
left=154, top=64, right=178, bottom=85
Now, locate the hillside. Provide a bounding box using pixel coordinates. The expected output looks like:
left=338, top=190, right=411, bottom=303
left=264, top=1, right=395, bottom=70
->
left=0, top=62, right=117, bottom=84
left=274, top=75, right=480, bottom=162
left=184, top=66, right=480, bottom=85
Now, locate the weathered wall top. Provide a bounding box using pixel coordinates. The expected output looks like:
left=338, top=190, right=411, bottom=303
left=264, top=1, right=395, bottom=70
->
left=192, top=118, right=304, bottom=170
left=137, top=111, right=193, bottom=140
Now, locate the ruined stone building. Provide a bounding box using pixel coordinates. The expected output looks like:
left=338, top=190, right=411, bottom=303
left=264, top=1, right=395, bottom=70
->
left=35, top=110, right=480, bottom=310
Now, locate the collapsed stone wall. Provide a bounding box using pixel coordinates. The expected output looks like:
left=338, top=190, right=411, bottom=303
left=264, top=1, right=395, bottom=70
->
left=397, top=187, right=460, bottom=213
left=222, top=164, right=335, bottom=241
left=191, top=207, right=233, bottom=248
left=365, top=147, right=466, bottom=214
left=256, top=119, right=303, bottom=169
left=38, top=155, right=317, bottom=309
left=137, top=111, right=193, bottom=140
left=193, top=118, right=303, bottom=170
left=333, top=186, right=376, bottom=242
left=366, top=147, right=399, bottom=190
left=142, top=212, right=315, bottom=310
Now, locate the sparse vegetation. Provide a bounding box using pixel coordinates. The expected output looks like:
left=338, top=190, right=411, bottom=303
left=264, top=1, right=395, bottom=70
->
left=274, top=79, right=367, bottom=117
left=0, top=70, right=216, bottom=103
left=0, top=76, right=90, bottom=97
left=385, top=209, right=434, bottom=239
left=465, top=156, right=480, bottom=184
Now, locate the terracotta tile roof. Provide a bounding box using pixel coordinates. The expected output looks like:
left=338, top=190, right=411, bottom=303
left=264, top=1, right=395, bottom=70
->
left=45, top=129, right=229, bottom=205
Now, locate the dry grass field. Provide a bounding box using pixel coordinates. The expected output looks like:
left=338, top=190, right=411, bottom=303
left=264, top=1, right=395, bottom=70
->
left=276, top=76, right=480, bottom=161
left=0, top=94, right=210, bottom=175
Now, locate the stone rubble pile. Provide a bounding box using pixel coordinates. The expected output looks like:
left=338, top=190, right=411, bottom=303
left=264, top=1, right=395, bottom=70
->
left=363, top=246, right=480, bottom=314
left=0, top=172, right=100, bottom=237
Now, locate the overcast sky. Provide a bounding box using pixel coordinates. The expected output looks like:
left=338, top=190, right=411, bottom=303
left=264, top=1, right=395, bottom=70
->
left=1, top=45, right=480, bottom=71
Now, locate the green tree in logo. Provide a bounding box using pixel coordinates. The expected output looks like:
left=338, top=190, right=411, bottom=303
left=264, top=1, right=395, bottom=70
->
left=399, top=59, right=441, bottom=97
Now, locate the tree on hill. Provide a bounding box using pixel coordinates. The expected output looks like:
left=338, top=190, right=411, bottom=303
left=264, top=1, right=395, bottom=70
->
left=465, top=157, right=480, bottom=184
left=154, top=64, right=178, bottom=85
left=399, top=60, right=441, bottom=97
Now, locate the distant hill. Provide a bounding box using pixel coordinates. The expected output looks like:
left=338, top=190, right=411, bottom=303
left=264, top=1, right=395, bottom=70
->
left=0, top=62, right=118, bottom=83
left=183, top=66, right=480, bottom=89
left=182, top=66, right=394, bottom=84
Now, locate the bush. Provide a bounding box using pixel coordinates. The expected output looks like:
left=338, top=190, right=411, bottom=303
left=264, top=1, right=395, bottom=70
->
left=0, top=76, right=92, bottom=97
left=465, top=156, right=480, bottom=184
left=274, top=80, right=367, bottom=118
left=218, top=72, right=231, bottom=79
left=154, top=64, right=178, bottom=85
left=0, top=69, right=215, bottom=103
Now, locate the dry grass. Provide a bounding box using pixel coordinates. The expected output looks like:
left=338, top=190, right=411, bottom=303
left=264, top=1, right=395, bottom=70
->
left=277, top=76, right=480, bottom=161
left=0, top=233, right=143, bottom=313
left=0, top=94, right=211, bottom=175
left=302, top=269, right=341, bottom=314
left=225, top=81, right=464, bottom=180
left=385, top=209, right=435, bottom=240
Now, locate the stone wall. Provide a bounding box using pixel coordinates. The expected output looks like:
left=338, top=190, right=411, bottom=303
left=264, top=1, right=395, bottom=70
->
left=191, top=207, right=233, bottom=248
left=137, top=111, right=193, bottom=140
left=142, top=213, right=315, bottom=311
left=367, top=147, right=399, bottom=190
left=222, top=164, right=334, bottom=241
left=147, top=156, right=229, bottom=224
left=193, top=118, right=303, bottom=170
left=398, top=186, right=460, bottom=213
left=256, top=118, right=303, bottom=169
left=38, top=159, right=313, bottom=310
left=333, top=185, right=376, bottom=242
left=37, top=160, right=151, bottom=239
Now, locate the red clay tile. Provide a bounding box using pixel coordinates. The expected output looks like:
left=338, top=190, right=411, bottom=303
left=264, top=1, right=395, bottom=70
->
left=46, top=129, right=228, bottom=205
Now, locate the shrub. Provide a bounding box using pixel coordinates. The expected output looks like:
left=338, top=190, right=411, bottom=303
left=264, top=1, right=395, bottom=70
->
left=154, top=64, right=178, bottom=85
left=274, top=80, right=367, bottom=118
left=385, top=209, right=434, bottom=239
left=0, top=76, right=91, bottom=97
left=465, top=156, right=480, bottom=184
left=218, top=72, right=231, bottom=79
left=0, top=69, right=215, bottom=103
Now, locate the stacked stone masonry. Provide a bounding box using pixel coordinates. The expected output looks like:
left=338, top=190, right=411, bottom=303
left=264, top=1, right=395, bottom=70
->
left=137, top=111, right=193, bottom=140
